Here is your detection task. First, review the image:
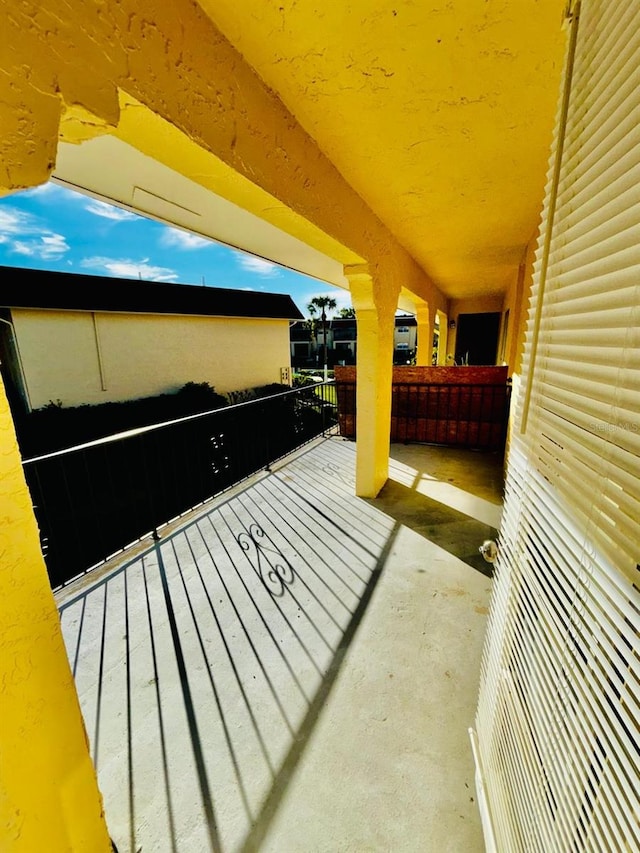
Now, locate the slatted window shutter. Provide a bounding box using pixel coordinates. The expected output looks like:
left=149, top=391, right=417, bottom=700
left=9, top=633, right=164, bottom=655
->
left=474, top=1, right=640, bottom=850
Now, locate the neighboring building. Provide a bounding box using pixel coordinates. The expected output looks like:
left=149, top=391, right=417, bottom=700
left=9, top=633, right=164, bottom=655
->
left=392, top=315, right=417, bottom=363
left=0, top=266, right=303, bottom=411
left=289, top=321, right=314, bottom=366
left=290, top=314, right=417, bottom=367
left=331, top=317, right=358, bottom=364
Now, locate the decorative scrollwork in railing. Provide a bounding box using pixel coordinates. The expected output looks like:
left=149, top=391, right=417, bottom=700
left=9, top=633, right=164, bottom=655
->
left=237, top=523, right=295, bottom=597
left=322, top=460, right=355, bottom=487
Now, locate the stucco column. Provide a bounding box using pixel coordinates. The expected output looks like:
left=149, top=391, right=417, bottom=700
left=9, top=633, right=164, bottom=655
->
left=414, top=300, right=432, bottom=366
left=0, top=379, right=111, bottom=849
left=436, top=310, right=449, bottom=365
left=346, top=264, right=399, bottom=498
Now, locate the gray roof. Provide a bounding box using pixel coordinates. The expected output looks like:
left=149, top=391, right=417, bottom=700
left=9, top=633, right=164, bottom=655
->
left=0, top=266, right=304, bottom=320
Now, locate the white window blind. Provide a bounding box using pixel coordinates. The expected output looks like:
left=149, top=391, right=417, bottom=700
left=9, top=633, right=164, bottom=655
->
left=474, top=1, right=640, bottom=850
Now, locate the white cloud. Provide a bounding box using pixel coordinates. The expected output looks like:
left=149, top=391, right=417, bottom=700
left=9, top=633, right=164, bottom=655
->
left=13, top=233, right=70, bottom=260
left=81, top=256, right=178, bottom=282
left=22, top=182, right=77, bottom=203
left=161, top=227, right=211, bottom=250
left=11, top=242, right=37, bottom=257
left=0, top=208, right=32, bottom=237
left=235, top=252, right=280, bottom=278
left=84, top=200, right=137, bottom=221
left=22, top=183, right=56, bottom=197
left=0, top=206, right=70, bottom=259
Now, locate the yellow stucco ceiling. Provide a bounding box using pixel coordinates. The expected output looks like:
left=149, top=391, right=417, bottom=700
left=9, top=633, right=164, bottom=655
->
left=197, top=0, right=567, bottom=299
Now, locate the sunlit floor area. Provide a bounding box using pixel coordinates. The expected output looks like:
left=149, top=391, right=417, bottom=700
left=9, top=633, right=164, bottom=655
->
left=56, top=436, right=503, bottom=853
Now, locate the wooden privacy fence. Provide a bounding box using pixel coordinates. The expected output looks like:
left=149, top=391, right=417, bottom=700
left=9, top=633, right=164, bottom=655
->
left=334, top=365, right=510, bottom=450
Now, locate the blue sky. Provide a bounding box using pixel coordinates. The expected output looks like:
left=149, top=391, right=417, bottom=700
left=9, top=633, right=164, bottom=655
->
left=0, top=182, right=352, bottom=315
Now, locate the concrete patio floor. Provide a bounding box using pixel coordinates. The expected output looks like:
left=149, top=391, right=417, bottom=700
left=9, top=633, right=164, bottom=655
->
left=56, top=436, right=503, bottom=853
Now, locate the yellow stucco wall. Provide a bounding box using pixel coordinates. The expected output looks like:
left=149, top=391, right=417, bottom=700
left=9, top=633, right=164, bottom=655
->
left=435, top=310, right=449, bottom=365
left=12, top=309, right=292, bottom=409
left=0, top=376, right=111, bottom=851
left=199, top=0, right=566, bottom=301
left=0, top=0, right=446, bottom=318
left=348, top=264, right=399, bottom=497
left=412, top=301, right=430, bottom=366
left=0, top=0, right=453, bottom=508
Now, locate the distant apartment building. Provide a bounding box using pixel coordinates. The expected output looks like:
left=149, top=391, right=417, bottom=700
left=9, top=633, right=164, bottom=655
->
left=393, top=317, right=418, bottom=362
left=291, top=314, right=419, bottom=367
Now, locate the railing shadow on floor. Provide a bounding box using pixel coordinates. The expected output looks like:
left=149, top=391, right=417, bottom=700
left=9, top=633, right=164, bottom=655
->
left=58, top=437, right=399, bottom=853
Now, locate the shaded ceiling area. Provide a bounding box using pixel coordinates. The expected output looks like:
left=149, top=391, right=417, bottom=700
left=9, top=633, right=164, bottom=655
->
left=198, top=0, right=567, bottom=299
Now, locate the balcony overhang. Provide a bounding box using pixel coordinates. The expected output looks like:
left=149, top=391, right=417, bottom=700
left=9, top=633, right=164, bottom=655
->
left=53, top=134, right=350, bottom=291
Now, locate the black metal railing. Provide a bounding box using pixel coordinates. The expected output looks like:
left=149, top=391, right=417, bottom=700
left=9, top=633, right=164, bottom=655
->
left=336, top=380, right=511, bottom=450
left=23, top=383, right=337, bottom=588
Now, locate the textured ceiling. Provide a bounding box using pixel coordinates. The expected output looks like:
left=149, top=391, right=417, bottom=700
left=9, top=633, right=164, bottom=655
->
left=197, top=0, right=567, bottom=299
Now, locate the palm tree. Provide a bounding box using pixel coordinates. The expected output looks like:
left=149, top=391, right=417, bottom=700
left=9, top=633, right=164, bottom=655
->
left=307, top=295, right=337, bottom=380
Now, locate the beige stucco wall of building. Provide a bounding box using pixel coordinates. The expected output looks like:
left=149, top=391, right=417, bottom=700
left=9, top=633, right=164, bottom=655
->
left=394, top=321, right=417, bottom=352
left=12, top=308, right=292, bottom=409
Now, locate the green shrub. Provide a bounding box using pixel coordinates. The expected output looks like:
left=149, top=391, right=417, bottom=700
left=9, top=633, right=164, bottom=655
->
left=19, top=382, right=227, bottom=456
left=18, top=381, right=308, bottom=457
left=292, top=374, right=317, bottom=388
